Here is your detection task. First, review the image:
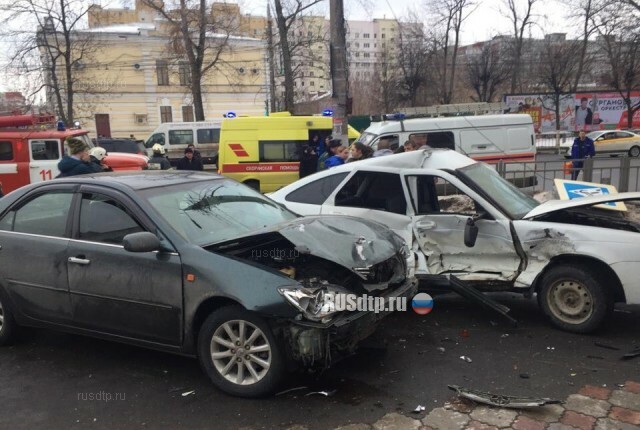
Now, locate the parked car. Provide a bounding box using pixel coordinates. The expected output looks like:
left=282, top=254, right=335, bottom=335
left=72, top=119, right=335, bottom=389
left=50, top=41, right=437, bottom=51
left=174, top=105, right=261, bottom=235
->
left=96, top=138, right=147, bottom=155
left=562, top=130, right=640, bottom=158
left=269, top=148, right=640, bottom=334
left=0, top=171, right=415, bottom=397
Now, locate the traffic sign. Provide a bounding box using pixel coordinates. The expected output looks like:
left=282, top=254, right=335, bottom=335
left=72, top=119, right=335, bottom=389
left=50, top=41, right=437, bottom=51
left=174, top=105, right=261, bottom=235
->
left=554, top=179, right=627, bottom=211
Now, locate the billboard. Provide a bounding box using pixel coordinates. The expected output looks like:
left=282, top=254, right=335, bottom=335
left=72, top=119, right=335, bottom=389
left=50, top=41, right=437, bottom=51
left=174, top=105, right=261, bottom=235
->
left=504, top=92, right=640, bottom=132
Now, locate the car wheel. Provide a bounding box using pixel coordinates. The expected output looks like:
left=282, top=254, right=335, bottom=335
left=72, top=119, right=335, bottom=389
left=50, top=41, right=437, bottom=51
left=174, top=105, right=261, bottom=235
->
left=538, top=265, right=612, bottom=334
left=197, top=306, right=284, bottom=397
left=629, top=146, right=640, bottom=158
left=0, top=290, right=17, bottom=346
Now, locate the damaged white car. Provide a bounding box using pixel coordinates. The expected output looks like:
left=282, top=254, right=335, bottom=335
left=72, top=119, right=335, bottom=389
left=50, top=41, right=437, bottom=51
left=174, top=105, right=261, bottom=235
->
left=270, top=149, right=640, bottom=333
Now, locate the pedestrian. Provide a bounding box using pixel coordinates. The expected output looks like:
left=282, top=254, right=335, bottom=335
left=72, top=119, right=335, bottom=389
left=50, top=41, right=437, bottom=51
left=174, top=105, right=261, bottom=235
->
left=187, top=143, right=202, bottom=162
left=324, top=145, right=349, bottom=168
left=176, top=147, right=204, bottom=171
left=318, top=139, right=341, bottom=170
left=570, top=130, right=595, bottom=180
left=57, top=137, right=94, bottom=177
left=310, top=134, right=324, bottom=157
left=348, top=142, right=374, bottom=163
left=88, top=147, right=113, bottom=172
left=575, top=97, right=593, bottom=131
left=299, top=141, right=318, bottom=178
left=148, top=144, right=172, bottom=170
left=373, top=138, right=394, bottom=157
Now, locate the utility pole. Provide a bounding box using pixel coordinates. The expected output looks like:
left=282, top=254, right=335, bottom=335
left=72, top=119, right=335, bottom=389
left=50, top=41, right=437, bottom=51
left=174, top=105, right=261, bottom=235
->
left=329, top=0, right=348, bottom=144
left=266, top=5, right=277, bottom=114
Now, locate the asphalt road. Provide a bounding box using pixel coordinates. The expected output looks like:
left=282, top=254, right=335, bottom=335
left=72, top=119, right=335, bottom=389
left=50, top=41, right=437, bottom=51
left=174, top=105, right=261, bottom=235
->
left=2, top=294, right=639, bottom=430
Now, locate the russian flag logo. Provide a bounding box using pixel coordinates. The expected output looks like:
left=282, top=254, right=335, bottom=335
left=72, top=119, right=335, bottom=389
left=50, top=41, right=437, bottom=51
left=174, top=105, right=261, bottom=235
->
left=412, top=293, right=434, bottom=315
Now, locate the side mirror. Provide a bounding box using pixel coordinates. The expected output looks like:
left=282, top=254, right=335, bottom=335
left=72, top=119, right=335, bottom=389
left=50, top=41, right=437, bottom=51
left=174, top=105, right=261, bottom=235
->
left=123, top=232, right=161, bottom=253
left=464, top=217, right=479, bottom=248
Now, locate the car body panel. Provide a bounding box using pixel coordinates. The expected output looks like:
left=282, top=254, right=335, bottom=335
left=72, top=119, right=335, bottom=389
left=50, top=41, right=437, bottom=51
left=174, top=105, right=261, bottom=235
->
left=524, top=192, right=640, bottom=219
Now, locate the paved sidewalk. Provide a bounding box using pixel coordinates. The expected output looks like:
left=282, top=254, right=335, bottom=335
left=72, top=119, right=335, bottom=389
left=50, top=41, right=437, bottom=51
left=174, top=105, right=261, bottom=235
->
left=298, top=381, right=640, bottom=430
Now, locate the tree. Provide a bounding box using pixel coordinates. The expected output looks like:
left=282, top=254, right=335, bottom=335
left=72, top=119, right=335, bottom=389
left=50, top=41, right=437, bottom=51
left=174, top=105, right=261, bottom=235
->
left=466, top=41, right=511, bottom=102
left=425, top=0, right=476, bottom=104
left=396, top=21, right=431, bottom=106
left=596, top=3, right=640, bottom=128
left=536, top=35, right=582, bottom=130
left=141, top=0, right=237, bottom=121
left=1, top=0, right=98, bottom=124
left=272, top=0, right=325, bottom=113
left=503, top=0, right=538, bottom=93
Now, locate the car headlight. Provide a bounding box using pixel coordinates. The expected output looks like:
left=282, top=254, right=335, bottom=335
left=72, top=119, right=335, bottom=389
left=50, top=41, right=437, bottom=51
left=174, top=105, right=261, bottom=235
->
left=278, top=286, right=341, bottom=323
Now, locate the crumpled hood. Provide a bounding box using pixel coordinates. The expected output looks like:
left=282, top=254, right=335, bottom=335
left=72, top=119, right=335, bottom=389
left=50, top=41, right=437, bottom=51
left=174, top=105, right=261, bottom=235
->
left=524, top=192, right=640, bottom=219
left=208, top=215, right=406, bottom=269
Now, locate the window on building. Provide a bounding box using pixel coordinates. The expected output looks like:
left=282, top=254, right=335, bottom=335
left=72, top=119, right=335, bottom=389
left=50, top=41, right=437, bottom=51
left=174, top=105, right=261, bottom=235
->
left=179, top=61, right=191, bottom=86
left=382, top=43, right=386, bottom=48
left=363, top=33, right=370, bottom=38
left=374, top=33, right=377, bottom=38
left=160, top=106, right=172, bottom=123
left=355, top=42, right=360, bottom=48
left=182, top=106, right=194, bottom=122
left=364, top=53, right=370, bottom=58
left=364, top=43, right=370, bottom=48
left=355, top=52, right=360, bottom=57
left=382, top=34, right=386, bottom=39
left=310, top=81, right=315, bottom=86
left=156, top=60, right=169, bottom=86
left=347, top=42, right=350, bottom=48
left=355, top=32, right=359, bottom=38
left=310, top=71, right=314, bottom=77
left=301, top=81, right=305, bottom=86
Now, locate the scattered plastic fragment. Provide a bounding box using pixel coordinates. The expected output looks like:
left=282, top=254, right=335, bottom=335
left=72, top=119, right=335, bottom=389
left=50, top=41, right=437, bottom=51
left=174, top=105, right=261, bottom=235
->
left=448, top=385, right=562, bottom=409
left=305, top=390, right=337, bottom=397
left=594, top=342, right=620, bottom=351
left=275, top=386, right=307, bottom=396
left=412, top=405, right=426, bottom=413
left=181, top=390, right=195, bottom=397
left=546, top=347, right=555, bottom=351
left=437, top=347, right=446, bottom=353
left=460, top=356, right=472, bottom=363
left=501, top=334, right=509, bottom=338
left=519, top=373, right=530, bottom=379
left=622, top=347, right=640, bottom=360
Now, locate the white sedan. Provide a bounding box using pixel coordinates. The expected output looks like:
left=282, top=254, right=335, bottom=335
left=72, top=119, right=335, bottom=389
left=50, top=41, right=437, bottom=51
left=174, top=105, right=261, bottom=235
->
left=269, top=149, right=640, bottom=333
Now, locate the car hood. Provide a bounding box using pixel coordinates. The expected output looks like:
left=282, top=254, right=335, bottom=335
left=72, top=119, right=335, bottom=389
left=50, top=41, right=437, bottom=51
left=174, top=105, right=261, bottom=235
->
left=207, top=215, right=406, bottom=269
left=523, top=192, right=640, bottom=219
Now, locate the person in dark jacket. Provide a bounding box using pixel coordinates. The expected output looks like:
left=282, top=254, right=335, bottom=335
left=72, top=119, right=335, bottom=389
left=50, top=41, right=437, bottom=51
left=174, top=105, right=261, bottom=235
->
left=347, top=142, right=374, bottom=163
left=176, top=147, right=204, bottom=171
left=318, top=139, right=342, bottom=170
left=570, top=130, right=596, bottom=180
left=299, top=142, right=318, bottom=178
left=88, top=147, right=113, bottom=173
left=187, top=143, right=202, bottom=162
left=57, top=138, right=94, bottom=177
left=148, top=144, right=172, bottom=170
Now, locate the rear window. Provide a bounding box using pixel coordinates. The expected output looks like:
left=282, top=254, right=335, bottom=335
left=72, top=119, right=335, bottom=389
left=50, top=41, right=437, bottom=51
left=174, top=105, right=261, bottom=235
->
left=0, top=141, right=13, bottom=161
left=197, top=128, right=220, bottom=144
left=169, top=130, right=194, bottom=145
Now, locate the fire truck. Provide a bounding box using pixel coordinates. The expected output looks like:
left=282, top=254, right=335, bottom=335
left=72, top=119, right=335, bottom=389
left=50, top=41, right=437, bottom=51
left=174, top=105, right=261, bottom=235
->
left=0, top=114, right=148, bottom=194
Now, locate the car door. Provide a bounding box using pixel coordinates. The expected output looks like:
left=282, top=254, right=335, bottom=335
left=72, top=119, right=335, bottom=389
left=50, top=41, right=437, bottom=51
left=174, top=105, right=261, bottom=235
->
left=594, top=132, right=616, bottom=153
left=29, top=139, right=61, bottom=183
left=613, top=131, right=635, bottom=153
left=67, top=187, right=183, bottom=345
left=322, top=170, right=414, bottom=245
left=0, top=186, right=74, bottom=323
left=402, top=169, right=521, bottom=282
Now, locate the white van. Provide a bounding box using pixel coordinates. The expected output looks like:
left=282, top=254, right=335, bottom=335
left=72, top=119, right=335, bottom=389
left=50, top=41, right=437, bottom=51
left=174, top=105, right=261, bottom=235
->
left=144, top=121, right=222, bottom=165
left=359, top=114, right=536, bottom=163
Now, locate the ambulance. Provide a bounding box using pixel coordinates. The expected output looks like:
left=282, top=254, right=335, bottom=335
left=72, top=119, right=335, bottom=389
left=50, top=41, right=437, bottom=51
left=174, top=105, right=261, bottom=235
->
left=0, top=114, right=148, bottom=194
left=217, top=112, right=360, bottom=193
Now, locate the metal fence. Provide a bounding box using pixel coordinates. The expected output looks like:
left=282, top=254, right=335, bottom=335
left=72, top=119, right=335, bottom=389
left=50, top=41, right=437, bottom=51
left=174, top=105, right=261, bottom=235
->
left=497, top=156, right=640, bottom=193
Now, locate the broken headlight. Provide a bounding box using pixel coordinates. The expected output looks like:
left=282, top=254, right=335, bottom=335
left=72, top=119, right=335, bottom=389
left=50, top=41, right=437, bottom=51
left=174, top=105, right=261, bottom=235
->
left=278, top=286, right=341, bottom=323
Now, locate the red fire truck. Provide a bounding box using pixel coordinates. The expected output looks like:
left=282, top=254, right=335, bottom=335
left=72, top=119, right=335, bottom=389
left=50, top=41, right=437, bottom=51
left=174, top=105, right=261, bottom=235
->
left=0, top=114, right=148, bottom=194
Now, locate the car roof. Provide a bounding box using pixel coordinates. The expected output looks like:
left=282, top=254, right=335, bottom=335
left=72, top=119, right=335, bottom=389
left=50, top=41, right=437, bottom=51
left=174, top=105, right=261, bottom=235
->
left=41, top=171, right=222, bottom=191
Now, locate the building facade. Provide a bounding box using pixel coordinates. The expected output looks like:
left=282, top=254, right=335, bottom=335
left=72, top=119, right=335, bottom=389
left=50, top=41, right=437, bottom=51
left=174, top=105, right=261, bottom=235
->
left=46, top=0, right=268, bottom=139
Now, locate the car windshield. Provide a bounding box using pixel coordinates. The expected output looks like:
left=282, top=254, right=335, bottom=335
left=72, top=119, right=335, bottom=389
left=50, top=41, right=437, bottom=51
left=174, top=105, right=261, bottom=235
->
left=458, top=163, right=539, bottom=219
left=357, top=132, right=376, bottom=145
left=141, top=179, right=298, bottom=245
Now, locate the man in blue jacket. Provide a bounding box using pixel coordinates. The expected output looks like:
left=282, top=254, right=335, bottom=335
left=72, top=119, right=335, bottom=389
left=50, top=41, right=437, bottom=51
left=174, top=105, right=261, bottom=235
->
left=57, top=138, right=94, bottom=177
left=570, top=131, right=595, bottom=180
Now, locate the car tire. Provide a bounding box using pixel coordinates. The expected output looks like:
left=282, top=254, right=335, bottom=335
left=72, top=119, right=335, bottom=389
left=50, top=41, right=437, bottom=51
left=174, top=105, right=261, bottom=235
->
left=629, top=146, right=640, bottom=158
left=0, top=290, right=18, bottom=346
left=197, top=306, right=285, bottom=397
left=538, top=265, right=613, bottom=334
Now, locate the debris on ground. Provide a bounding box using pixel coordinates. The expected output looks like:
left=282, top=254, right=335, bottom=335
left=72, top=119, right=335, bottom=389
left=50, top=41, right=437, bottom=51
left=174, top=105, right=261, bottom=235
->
left=460, top=356, right=472, bottom=363
left=305, top=390, right=337, bottom=397
left=622, top=347, right=640, bottom=361
left=448, top=275, right=518, bottom=326
left=519, top=373, right=530, bottom=379
left=275, top=386, right=307, bottom=396
left=448, top=385, right=562, bottom=408
left=412, top=405, right=426, bottom=413
left=594, top=342, right=620, bottom=351
left=181, top=391, right=195, bottom=397
left=436, top=347, right=446, bottom=353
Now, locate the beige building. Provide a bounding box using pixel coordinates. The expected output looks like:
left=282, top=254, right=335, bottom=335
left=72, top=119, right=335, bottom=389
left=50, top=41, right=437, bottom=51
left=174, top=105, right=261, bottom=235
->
left=55, top=0, right=268, bottom=139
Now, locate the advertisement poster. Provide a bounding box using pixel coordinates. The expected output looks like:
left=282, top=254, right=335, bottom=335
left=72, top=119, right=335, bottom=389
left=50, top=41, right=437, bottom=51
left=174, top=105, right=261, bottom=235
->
left=504, top=92, right=640, bottom=132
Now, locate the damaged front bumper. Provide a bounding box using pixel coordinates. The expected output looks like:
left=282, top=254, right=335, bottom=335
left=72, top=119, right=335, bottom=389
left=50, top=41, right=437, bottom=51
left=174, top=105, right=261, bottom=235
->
left=282, top=278, right=417, bottom=368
